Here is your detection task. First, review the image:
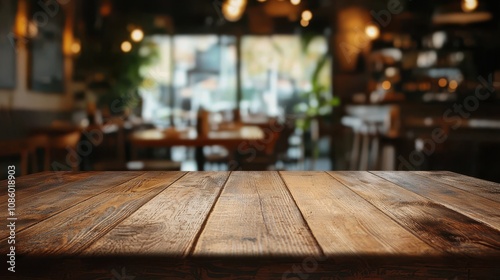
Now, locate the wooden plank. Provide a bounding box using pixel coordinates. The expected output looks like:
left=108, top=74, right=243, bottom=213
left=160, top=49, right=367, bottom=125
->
left=193, top=171, right=322, bottom=257
left=8, top=172, right=185, bottom=256
left=1, top=171, right=53, bottom=190
left=329, top=171, right=500, bottom=258
left=279, top=171, right=440, bottom=257
left=0, top=171, right=144, bottom=239
left=372, top=171, right=500, bottom=231
left=414, top=171, right=500, bottom=203
left=83, top=172, right=230, bottom=257
left=0, top=171, right=93, bottom=201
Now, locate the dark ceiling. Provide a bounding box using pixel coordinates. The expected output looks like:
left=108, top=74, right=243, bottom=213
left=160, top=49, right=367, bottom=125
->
left=79, top=0, right=500, bottom=36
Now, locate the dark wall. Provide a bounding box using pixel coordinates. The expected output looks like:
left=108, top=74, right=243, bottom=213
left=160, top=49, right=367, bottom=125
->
left=0, top=109, right=72, bottom=140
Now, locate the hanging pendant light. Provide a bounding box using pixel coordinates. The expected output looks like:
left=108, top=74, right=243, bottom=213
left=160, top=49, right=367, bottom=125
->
left=461, top=0, right=478, bottom=12
left=222, top=0, right=247, bottom=22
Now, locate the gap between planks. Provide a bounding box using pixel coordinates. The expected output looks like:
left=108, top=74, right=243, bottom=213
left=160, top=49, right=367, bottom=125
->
left=78, top=172, right=189, bottom=254
left=14, top=172, right=188, bottom=255
left=369, top=171, right=500, bottom=231
left=284, top=171, right=438, bottom=257
left=277, top=171, right=326, bottom=258
left=327, top=171, right=500, bottom=257
left=0, top=171, right=146, bottom=241
left=81, top=172, right=231, bottom=257
left=192, top=171, right=323, bottom=257
left=187, top=171, right=233, bottom=257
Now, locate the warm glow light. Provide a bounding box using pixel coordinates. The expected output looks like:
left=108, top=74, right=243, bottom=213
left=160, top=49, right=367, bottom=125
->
left=462, top=0, right=478, bottom=12
left=300, top=19, right=309, bottom=27
left=27, top=21, right=38, bottom=38
left=382, top=81, right=391, bottom=90
left=71, top=41, right=81, bottom=54
left=121, top=41, right=132, bottom=53
left=385, top=67, right=397, bottom=77
left=222, top=0, right=247, bottom=22
left=302, top=10, right=313, bottom=21
left=365, top=24, right=380, bottom=40
left=15, top=0, right=28, bottom=38
left=438, top=78, right=448, bottom=87
left=131, top=28, right=144, bottom=42
left=291, top=0, right=301, bottom=5
left=449, top=80, right=458, bottom=90
left=100, top=0, right=112, bottom=17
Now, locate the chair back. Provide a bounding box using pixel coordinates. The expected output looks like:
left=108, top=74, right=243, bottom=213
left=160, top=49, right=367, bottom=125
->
left=0, top=139, right=29, bottom=176
left=47, top=131, right=81, bottom=171
left=25, top=134, right=50, bottom=173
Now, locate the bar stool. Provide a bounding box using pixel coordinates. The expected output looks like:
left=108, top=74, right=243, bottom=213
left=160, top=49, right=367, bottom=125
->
left=343, top=117, right=387, bottom=170
left=342, top=116, right=364, bottom=170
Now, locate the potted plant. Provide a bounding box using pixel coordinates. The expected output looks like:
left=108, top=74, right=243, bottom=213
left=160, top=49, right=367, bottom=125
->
left=77, top=31, right=159, bottom=120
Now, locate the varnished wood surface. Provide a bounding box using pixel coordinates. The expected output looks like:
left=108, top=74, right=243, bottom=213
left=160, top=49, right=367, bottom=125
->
left=1, top=171, right=499, bottom=279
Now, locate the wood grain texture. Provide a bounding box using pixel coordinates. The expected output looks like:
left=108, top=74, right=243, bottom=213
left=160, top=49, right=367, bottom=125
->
left=372, top=171, right=500, bottom=231
left=8, top=172, right=185, bottom=256
left=0, top=171, right=143, bottom=239
left=279, top=171, right=440, bottom=257
left=83, top=172, right=230, bottom=257
left=193, top=171, right=322, bottom=257
left=329, top=171, right=500, bottom=258
left=1, top=171, right=500, bottom=279
left=414, top=171, right=500, bottom=203
left=0, top=171, right=92, bottom=201
left=1, top=171, right=53, bottom=190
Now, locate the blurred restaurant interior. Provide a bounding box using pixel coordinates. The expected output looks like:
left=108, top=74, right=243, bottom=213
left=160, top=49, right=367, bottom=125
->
left=1, top=0, right=500, bottom=182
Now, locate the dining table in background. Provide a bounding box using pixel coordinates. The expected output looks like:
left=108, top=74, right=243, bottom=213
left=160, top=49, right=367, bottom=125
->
left=28, top=120, right=134, bottom=171
left=130, top=125, right=265, bottom=171
left=1, top=171, right=499, bottom=279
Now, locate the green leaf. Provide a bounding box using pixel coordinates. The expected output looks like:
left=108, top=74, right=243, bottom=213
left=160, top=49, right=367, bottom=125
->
left=311, top=53, right=329, bottom=90
left=329, top=96, right=341, bottom=107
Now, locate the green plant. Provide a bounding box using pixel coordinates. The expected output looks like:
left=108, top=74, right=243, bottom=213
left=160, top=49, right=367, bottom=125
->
left=80, top=36, right=159, bottom=111
left=295, top=35, right=340, bottom=130
left=107, top=39, right=160, bottom=109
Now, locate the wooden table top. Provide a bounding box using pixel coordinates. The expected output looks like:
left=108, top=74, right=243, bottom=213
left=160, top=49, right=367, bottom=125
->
left=130, top=126, right=265, bottom=147
left=2, top=171, right=499, bottom=279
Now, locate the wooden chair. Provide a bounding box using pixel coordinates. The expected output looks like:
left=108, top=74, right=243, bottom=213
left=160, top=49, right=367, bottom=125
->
left=238, top=130, right=281, bottom=171
left=274, top=119, right=300, bottom=170
left=94, top=124, right=182, bottom=172
left=204, top=145, right=230, bottom=171
left=0, top=139, right=29, bottom=176
left=25, top=134, right=50, bottom=173
left=47, top=131, right=82, bottom=171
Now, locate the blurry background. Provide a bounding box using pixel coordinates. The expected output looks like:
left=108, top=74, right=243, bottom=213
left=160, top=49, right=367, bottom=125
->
left=1, top=0, right=500, bottom=182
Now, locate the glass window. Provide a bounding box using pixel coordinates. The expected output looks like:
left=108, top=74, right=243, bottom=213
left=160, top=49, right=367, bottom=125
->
left=140, top=35, right=237, bottom=126
left=241, top=35, right=331, bottom=118
left=173, top=35, right=237, bottom=112
left=140, top=34, right=330, bottom=124
left=139, top=35, right=172, bottom=125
